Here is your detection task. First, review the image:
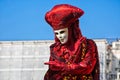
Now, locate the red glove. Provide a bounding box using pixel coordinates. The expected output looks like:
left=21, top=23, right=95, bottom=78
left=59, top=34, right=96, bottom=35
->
left=44, top=61, right=64, bottom=68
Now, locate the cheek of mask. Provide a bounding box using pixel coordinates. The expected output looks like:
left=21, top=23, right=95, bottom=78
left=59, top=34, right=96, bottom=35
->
left=60, top=36, right=68, bottom=44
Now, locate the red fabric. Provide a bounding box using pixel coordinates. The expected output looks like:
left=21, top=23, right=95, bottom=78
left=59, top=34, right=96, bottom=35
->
left=45, top=4, right=84, bottom=30
left=44, top=37, right=100, bottom=80
left=44, top=4, right=100, bottom=80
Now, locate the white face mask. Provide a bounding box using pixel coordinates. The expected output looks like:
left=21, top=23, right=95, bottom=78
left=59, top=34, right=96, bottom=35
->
left=54, top=28, right=68, bottom=44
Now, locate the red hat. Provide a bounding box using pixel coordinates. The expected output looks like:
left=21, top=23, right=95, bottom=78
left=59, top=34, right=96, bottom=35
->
left=45, top=4, right=84, bottom=30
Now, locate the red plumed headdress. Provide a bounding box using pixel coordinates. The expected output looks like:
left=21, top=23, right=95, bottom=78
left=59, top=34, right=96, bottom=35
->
left=45, top=4, right=84, bottom=30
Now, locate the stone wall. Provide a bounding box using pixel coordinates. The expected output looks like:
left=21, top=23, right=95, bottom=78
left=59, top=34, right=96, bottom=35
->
left=0, top=40, right=53, bottom=80
left=0, top=39, right=107, bottom=80
left=94, top=39, right=107, bottom=80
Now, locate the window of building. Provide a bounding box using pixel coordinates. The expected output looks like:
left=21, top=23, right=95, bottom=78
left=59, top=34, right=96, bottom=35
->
left=119, top=60, right=120, bottom=65
left=119, top=74, right=120, bottom=79
left=111, top=74, right=117, bottom=79
left=115, top=43, right=120, bottom=49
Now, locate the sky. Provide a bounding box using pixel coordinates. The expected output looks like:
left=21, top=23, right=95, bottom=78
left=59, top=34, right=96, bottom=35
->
left=0, top=0, right=120, bottom=41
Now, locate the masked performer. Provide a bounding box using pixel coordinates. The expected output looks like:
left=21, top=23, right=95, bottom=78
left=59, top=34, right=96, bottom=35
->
left=44, top=4, right=100, bottom=80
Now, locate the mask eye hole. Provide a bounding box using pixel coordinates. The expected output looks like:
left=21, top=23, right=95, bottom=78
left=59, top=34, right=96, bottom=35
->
left=60, top=31, right=65, bottom=34
left=55, top=32, right=58, bottom=35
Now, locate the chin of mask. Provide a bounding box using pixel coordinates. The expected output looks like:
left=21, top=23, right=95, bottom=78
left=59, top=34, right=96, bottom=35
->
left=54, top=28, right=68, bottom=44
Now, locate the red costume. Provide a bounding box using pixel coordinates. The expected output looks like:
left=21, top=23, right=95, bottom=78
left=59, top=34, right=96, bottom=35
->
left=44, top=4, right=100, bottom=80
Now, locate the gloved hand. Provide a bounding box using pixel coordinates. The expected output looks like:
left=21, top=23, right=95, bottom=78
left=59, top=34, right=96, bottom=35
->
left=44, top=61, right=64, bottom=68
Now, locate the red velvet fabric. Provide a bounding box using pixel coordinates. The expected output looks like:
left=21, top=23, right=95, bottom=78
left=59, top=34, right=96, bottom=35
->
left=45, top=4, right=84, bottom=30
left=44, top=4, right=100, bottom=80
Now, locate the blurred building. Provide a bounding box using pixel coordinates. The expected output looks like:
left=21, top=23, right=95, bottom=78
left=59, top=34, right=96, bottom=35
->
left=104, top=39, right=120, bottom=80
left=0, top=39, right=120, bottom=80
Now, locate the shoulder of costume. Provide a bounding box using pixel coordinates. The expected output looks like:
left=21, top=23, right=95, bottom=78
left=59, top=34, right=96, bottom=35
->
left=87, top=39, right=96, bottom=44
left=86, top=38, right=97, bottom=49
left=50, top=43, right=56, bottom=49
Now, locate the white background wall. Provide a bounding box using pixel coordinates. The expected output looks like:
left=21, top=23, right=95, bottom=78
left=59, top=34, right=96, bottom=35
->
left=0, top=40, right=107, bottom=80
left=0, top=40, right=53, bottom=80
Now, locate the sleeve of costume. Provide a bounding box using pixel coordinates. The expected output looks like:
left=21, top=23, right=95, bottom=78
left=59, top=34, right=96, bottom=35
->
left=48, top=44, right=64, bottom=71
left=67, top=39, right=98, bottom=74
left=48, top=56, right=64, bottom=71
